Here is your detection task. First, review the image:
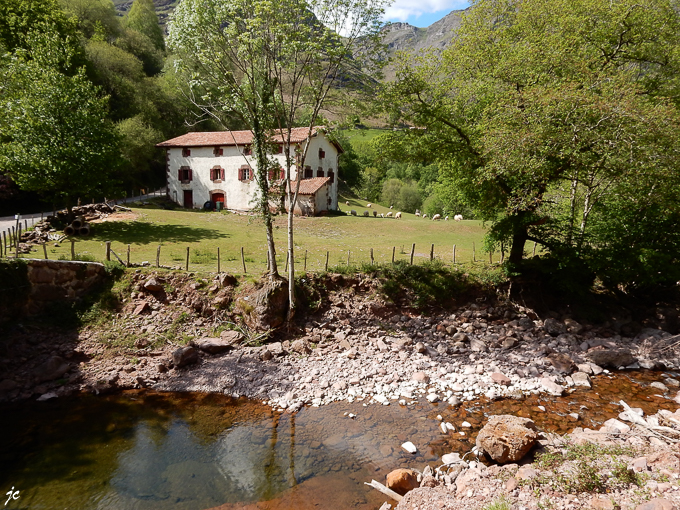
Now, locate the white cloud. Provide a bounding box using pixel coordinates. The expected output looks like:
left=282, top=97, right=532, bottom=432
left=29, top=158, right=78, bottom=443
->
left=384, top=0, right=468, bottom=22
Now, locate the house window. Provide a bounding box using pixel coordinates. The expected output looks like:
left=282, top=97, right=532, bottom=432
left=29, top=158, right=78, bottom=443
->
left=178, top=166, right=192, bottom=183
left=328, top=169, right=334, bottom=184
left=213, top=147, right=223, bottom=156
left=319, top=148, right=325, bottom=159
left=239, top=165, right=253, bottom=182
left=243, top=146, right=252, bottom=156
left=304, top=166, right=313, bottom=179
left=275, top=145, right=283, bottom=154
left=211, top=167, right=224, bottom=181
left=317, top=167, right=324, bottom=178
left=182, top=148, right=191, bottom=157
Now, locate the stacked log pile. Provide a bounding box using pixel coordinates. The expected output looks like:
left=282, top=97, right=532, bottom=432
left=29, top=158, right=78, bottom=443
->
left=20, top=202, right=117, bottom=245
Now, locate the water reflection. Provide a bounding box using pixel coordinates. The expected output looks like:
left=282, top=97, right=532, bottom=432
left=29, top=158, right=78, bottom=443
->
left=0, top=371, right=677, bottom=510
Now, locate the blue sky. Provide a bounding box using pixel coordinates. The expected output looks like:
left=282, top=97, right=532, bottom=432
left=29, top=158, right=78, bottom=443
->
left=384, top=0, right=470, bottom=27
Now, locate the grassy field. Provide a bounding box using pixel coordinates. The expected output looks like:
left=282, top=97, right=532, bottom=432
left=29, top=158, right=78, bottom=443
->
left=340, top=128, right=389, bottom=145
left=17, top=197, right=491, bottom=276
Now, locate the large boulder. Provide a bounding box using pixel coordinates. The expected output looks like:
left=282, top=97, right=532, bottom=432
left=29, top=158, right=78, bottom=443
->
left=476, top=415, right=539, bottom=463
left=172, top=346, right=199, bottom=368
left=195, top=336, right=240, bottom=355
left=235, top=276, right=288, bottom=331
left=34, top=356, right=70, bottom=383
left=386, top=468, right=419, bottom=496
left=587, top=348, right=636, bottom=368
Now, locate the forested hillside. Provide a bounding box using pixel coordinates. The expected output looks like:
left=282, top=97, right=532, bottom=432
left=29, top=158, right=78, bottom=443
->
left=0, top=0, right=207, bottom=215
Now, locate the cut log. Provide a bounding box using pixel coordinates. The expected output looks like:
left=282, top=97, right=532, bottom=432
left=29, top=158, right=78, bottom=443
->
left=79, top=224, right=91, bottom=236
left=364, top=480, right=403, bottom=502
left=71, top=216, right=85, bottom=229
left=64, top=225, right=75, bottom=236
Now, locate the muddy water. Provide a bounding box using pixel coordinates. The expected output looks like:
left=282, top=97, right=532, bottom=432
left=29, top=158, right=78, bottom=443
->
left=0, top=371, right=677, bottom=510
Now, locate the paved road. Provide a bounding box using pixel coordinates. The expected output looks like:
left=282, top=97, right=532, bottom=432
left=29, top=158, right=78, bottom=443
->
left=0, top=188, right=166, bottom=234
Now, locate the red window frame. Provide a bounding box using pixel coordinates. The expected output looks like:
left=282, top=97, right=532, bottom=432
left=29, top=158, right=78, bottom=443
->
left=328, top=169, right=334, bottom=184
left=213, top=147, right=223, bottom=156
left=178, top=166, right=192, bottom=183
left=304, top=166, right=313, bottom=179
left=211, top=167, right=225, bottom=181
left=182, top=148, right=191, bottom=157
left=239, top=165, right=254, bottom=182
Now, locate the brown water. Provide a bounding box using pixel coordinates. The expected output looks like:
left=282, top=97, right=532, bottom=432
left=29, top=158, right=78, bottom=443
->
left=0, top=371, right=677, bottom=510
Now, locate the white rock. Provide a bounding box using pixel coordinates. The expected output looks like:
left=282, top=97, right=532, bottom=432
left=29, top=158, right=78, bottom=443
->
left=461, top=421, right=471, bottom=428
left=442, top=452, right=462, bottom=465
left=37, top=392, right=58, bottom=401
left=446, top=422, right=455, bottom=431
left=440, top=422, right=448, bottom=433
left=402, top=441, right=417, bottom=454
left=427, top=393, right=440, bottom=403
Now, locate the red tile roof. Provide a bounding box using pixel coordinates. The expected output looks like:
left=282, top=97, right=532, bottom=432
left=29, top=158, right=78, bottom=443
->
left=272, top=177, right=330, bottom=195
left=156, top=126, right=343, bottom=152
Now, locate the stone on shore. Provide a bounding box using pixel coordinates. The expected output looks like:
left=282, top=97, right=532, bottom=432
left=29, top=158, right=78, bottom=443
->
left=386, top=468, right=419, bottom=496
left=587, top=348, right=636, bottom=368
left=475, top=415, right=539, bottom=463
left=401, top=441, right=417, bottom=454
left=196, top=337, right=235, bottom=354
left=635, top=499, right=678, bottom=510
left=34, top=356, right=70, bottom=383
left=172, top=346, right=199, bottom=368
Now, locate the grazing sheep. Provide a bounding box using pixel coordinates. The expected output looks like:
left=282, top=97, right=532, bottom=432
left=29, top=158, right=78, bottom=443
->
left=454, top=214, right=463, bottom=221
left=445, top=216, right=449, bottom=221
left=363, top=211, right=370, bottom=217
left=379, top=213, right=384, bottom=218
left=386, top=211, right=393, bottom=217
left=415, top=212, right=421, bottom=217
left=345, top=201, right=350, bottom=205
left=395, top=212, right=402, bottom=219
left=389, top=205, right=393, bottom=209
left=373, top=211, right=377, bottom=217
left=367, top=203, right=372, bottom=208
left=432, top=214, right=441, bottom=220
left=422, top=213, right=428, bottom=219
left=351, top=210, right=357, bottom=216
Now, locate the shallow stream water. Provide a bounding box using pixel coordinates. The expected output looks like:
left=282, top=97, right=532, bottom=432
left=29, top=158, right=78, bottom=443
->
left=0, top=370, right=677, bottom=510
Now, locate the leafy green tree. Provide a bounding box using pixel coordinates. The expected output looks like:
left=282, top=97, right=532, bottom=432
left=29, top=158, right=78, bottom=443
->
left=381, top=178, right=403, bottom=209
left=169, top=0, right=388, bottom=320
left=59, top=0, right=120, bottom=40
left=1, top=32, right=122, bottom=220
left=388, top=0, right=680, bottom=282
left=124, top=0, right=165, bottom=51
left=0, top=0, right=80, bottom=53
left=116, top=115, right=164, bottom=186
left=398, top=182, right=422, bottom=213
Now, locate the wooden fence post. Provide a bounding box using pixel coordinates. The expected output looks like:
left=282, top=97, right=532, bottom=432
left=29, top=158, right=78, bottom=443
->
left=489, top=251, right=493, bottom=264
left=127, top=244, right=131, bottom=267
left=43, top=242, right=48, bottom=260
left=105, top=241, right=111, bottom=261
left=473, top=241, right=476, bottom=262
left=304, top=250, right=307, bottom=271
left=392, top=246, right=395, bottom=264
left=347, top=250, right=350, bottom=266
left=217, top=247, right=221, bottom=274
left=501, top=242, right=505, bottom=263
left=156, top=245, right=161, bottom=267
left=3, top=231, right=7, bottom=255
left=15, top=225, right=21, bottom=258
left=430, top=244, right=434, bottom=262
left=325, top=251, right=329, bottom=272
left=241, top=247, right=246, bottom=273
left=71, top=239, right=75, bottom=260
left=410, top=243, right=415, bottom=265
left=533, top=242, right=537, bottom=257
left=370, top=248, right=374, bottom=264
left=186, top=246, right=190, bottom=271
left=0, top=236, right=3, bottom=258
left=453, top=244, right=456, bottom=264
left=24, top=219, right=27, bottom=231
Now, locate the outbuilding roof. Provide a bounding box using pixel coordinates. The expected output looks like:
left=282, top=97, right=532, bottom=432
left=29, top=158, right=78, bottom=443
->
left=156, top=126, right=343, bottom=153
left=272, top=177, right=330, bottom=196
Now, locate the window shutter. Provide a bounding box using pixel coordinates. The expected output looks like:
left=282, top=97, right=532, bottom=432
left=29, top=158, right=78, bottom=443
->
left=238, top=167, right=243, bottom=181
left=221, top=168, right=225, bottom=180
left=177, top=168, right=181, bottom=181
left=280, top=169, right=285, bottom=180
left=249, top=167, right=254, bottom=181
left=189, top=169, right=193, bottom=181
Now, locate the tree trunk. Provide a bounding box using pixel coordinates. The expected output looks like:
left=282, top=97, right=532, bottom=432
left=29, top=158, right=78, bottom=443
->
left=252, top=124, right=278, bottom=277
left=508, top=217, right=529, bottom=265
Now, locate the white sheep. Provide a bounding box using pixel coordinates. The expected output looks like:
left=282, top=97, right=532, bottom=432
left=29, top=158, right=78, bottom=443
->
left=367, top=203, right=372, bottom=208
left=386, top=211, right=393, bottom=217
left=345, top=201, right=350, bottom=205
left=454, top=214, right=463, bottom=221
left=351, top=209, right=357, bottom=216
left=389, top=205, right=393, bottom=209
left=415, top=212, right=421, bottom=217
left=379, top=213, right=384, bottom=218
left=445, top=216, right=449, bottom=221
left=422, top=213, right=428, bottom=219
left=432, top=214, right=441, bottom=220
left=395, top=212, right=402, bottom=219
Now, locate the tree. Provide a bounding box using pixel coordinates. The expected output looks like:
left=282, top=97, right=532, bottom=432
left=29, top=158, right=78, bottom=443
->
left=169, top=0, right=388, bottom=321
left=1, top=31, right=122, bottom=220
left=124, top=0, right=165, bottom=51
left=387, top=0, right=680, bottom=286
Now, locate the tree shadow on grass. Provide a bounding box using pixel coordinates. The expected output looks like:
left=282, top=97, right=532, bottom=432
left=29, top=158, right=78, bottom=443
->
left=90, top=221, right=230, bottom=245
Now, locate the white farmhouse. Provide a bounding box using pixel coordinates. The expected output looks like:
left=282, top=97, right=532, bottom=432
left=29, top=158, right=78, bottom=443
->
left=156, top=126, right=342, bottom=215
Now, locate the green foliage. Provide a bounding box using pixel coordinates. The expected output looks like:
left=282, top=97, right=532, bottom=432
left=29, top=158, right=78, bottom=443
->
left=386, top=0, right=680, bottom=285
left=115, top=115, right=164, bottom=185
left=398, top=181, right=422, bottom=213
left=1, top=31, right=124, bottom=217
left=59, top=0, right=120, bottom=39
left=124, top=0, right=164, bottom=51
left=483, top=496, right=511, bottom=510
